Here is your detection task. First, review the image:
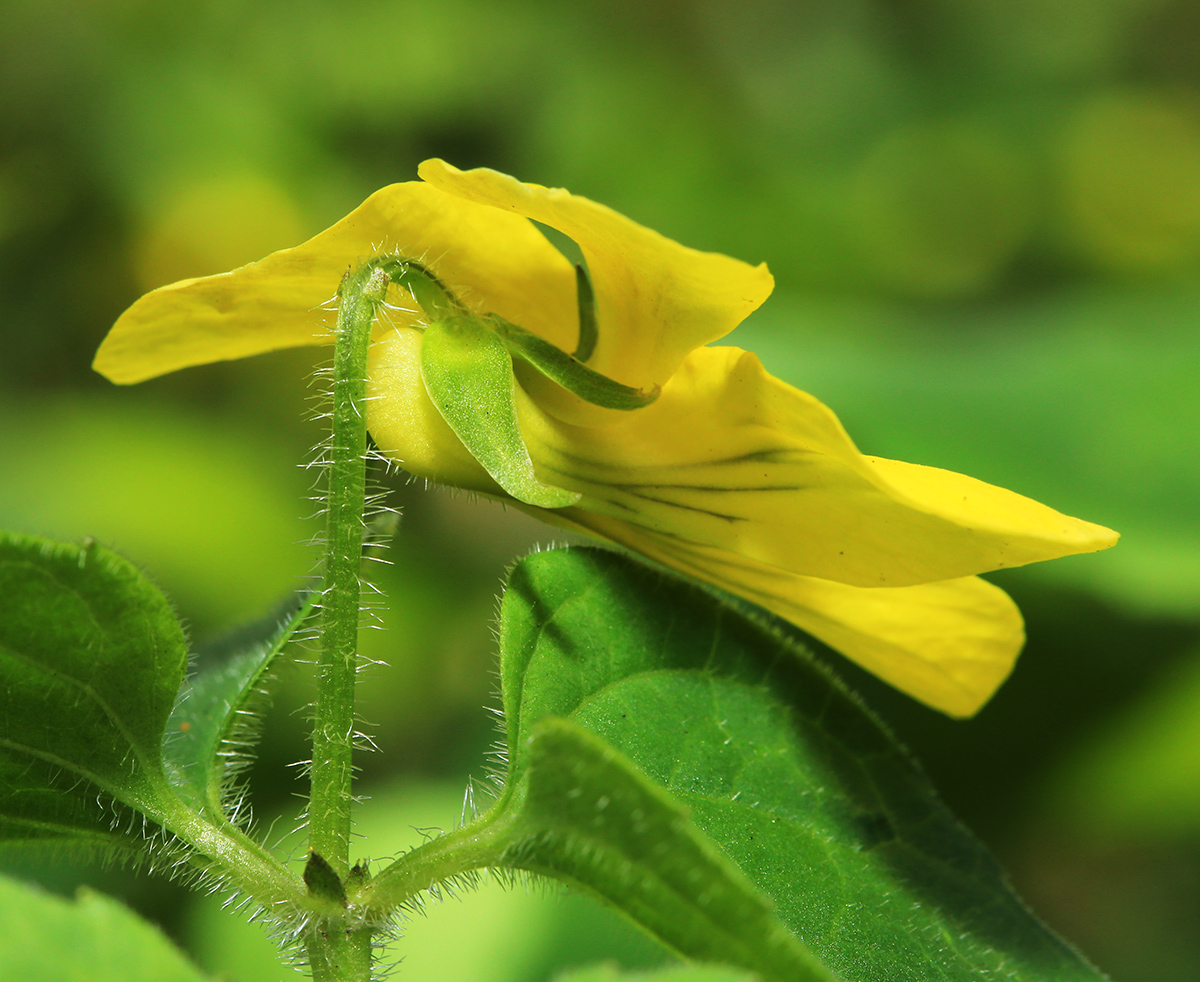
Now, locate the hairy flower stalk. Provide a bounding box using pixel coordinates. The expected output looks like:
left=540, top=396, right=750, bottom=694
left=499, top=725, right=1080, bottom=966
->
left=305, top=262, right=390, bottom=982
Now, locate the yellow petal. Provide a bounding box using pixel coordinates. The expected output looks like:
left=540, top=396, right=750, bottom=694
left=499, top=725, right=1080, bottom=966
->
left=772, top=573, right=1023, bottom=718
left=95, top=181, right=575, bottom=384
left=517, top=345, right=1119, bottom=588
left=418, top=159, right=775, bottom=392
left=516, top=502, right=1022, bottom=717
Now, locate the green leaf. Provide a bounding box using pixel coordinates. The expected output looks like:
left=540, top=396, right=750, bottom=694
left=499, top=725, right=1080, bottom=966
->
left=0, top=872, right=215, bottom=982
left=420, top=316, right=581, bottom=508
left=0, top=753, right=142, bottom=860
left=0, top=531, right=188, bottom=843
left=507, top=718, right=831, bottom=982
left=555, top=963, right=756, bottom=982
left=163, top=591, right=314, bottom=817
left=494, top=547, right=1107, bottom=982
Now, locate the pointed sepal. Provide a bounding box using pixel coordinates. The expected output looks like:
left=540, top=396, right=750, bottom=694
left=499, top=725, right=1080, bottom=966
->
left=490, top=314, right=659, bottom=411
left=420, top=316, right=581, bottom=508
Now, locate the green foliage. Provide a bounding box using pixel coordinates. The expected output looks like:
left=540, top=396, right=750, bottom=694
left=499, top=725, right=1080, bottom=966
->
left=0, top=485, right=1121, bottom=980
left=186, top=778, right=675, bottom=982
left=0, top=872, right=214, bottom=982
left=0, top=531, right=187, bottom=854
left=0, top=753, right=141, bottom=861
left=554, top=965, right=757, bottom=982
left=0, top=528, right=311, bottom=935
left=3, top=2, right=1192, bottom=976
left=483, top=548, right=1108, bottom=982
left=0, top=489, right=1124, bottom=980
left=164, top=591, right=314, bottom=817
left=509, top=719, right=832, bottom=982
left=0, top=530, right=311, bottom=846
left=0, top=398, right=311, bottom=633
left=1049, top=645, right=1200, bottom=842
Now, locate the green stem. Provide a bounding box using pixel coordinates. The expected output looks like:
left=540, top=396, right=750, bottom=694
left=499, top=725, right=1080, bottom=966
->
left=302, top=255, right=478, bottom=979
left=306, top=927, right=373, bottom=982
left=307, top=262, right=390, bottom=981
left=352, top=793, right=521, bottom=920
left=150, top=791, right=313, bottom=912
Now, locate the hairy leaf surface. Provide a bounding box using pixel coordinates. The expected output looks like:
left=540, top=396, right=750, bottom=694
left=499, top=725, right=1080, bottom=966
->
left=495, top=547, right=1106, bottom=982
left=0, top=532, right=188, bottom=850
left=164, top=591, right=314, bottom=816
left=509, top=719, right=831, bottom=982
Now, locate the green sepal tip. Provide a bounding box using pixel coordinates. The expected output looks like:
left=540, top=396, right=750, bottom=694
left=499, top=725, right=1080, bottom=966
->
left=573, top=263, right=598, bottom=363
left=489, top=314, right=659, bottom=411
left=420, top=315, right=581, bottom=509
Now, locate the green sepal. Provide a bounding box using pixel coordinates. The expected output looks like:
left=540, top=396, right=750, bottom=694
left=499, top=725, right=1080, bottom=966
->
left=489, top=314, right=659, bottom=411
left=0, top=531, right=188, bottom=846
left=164, top=590, right=316, bottom=819
left=374, top=256, right=468, bottom=321
left=420, top=316, right=581, bottom=509
left=573, top=263, right=599, bottom=363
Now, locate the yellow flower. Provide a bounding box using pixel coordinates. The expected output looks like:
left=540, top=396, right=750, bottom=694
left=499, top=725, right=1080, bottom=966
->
left=95, top=159, right=1118, bottom=717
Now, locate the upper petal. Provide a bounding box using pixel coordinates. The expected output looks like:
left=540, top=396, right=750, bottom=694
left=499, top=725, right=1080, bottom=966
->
left=418, top=159, right=775, bottom=391
left=95, top=181, right=576, bottom=384
left=517, top=345, right=1119, bottom=588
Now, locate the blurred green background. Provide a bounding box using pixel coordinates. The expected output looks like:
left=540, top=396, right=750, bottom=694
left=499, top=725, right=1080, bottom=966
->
left=2, top=0, right=1199, bottom=979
